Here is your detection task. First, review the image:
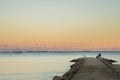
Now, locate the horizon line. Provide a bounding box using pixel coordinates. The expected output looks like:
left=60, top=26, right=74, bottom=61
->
left=0, top=50, right=120, bottom=53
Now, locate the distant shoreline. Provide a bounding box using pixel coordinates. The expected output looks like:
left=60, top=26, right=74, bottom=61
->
left=0, top=50, right=120, bottom=53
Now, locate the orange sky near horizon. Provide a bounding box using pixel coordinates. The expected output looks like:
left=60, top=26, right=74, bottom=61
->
left=0, top=0, right=120, bottom=51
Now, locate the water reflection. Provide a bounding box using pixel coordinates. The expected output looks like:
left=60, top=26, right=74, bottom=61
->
left=0, top=52, right=120, bottom=80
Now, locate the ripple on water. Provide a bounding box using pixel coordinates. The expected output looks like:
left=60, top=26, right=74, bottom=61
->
left=0, top=72, right=65, bottom=80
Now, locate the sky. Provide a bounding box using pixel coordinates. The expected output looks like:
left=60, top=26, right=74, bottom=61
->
left=0, top=0, right=120, bottom=51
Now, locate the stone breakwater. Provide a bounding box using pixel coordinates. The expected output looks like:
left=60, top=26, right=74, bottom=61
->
left=53, top=57, right=120, bottom=80
left=53, top=58, right=85, bottom=80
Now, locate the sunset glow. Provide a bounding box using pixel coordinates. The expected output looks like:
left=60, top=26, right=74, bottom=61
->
left=0, top=0, right=120, bottom=51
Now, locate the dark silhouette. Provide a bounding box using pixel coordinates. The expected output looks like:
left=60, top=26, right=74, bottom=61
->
left=96, top=53, right=101, bottom=58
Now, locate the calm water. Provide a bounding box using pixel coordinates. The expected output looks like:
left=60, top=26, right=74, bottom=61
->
left=0, top=52, right=120, bottom=80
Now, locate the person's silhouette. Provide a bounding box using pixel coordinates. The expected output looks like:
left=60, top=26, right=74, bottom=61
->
left=96, top=53, right=101, bottom=58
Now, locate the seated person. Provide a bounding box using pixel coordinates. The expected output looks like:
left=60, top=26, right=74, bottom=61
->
left=96, top=53, right=101, bottom=58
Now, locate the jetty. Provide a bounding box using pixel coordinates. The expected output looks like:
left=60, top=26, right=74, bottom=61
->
left=53, top=57, right=120, bottom=80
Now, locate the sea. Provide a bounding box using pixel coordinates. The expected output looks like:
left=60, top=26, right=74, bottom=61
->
left=0, top=51, right=120, bottom=80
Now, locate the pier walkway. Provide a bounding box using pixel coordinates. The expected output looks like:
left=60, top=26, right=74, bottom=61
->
left=71, top=58, right=119, bottom=80
left=53, top=57, right=120, bottom=80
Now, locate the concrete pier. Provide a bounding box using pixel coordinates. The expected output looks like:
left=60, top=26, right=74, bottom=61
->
left=53, top=57, right=120, bottom=80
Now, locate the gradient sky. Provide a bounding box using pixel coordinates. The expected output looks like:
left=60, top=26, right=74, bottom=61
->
left=0, top=0, right=120, bottom=51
